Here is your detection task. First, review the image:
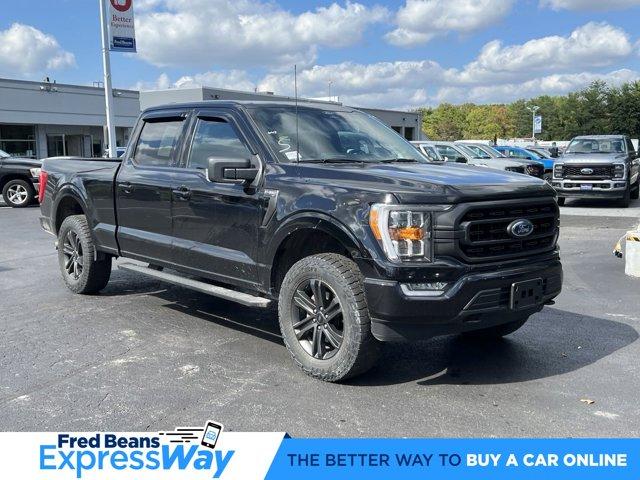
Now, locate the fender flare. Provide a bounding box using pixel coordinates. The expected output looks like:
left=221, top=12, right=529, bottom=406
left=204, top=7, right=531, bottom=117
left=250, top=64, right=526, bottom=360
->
left=52, top=184, right=89, bottom=234
left=265, top=211, right=369, bottom=266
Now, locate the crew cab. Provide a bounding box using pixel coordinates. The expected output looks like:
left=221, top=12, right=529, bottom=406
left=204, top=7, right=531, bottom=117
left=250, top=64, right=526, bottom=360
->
left=551, top=135, right=640, bottom=207
left=39, top=101, right=563, bottom=381
left=0, top=149, right=42, bottom=207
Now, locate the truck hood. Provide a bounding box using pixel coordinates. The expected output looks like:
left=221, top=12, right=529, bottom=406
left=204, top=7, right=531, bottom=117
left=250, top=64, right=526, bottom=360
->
left=560, top=152, right=626, bottom=164
left=0, top=156, right=42, bottom=168
left=299, top=161, right=554, bottom=204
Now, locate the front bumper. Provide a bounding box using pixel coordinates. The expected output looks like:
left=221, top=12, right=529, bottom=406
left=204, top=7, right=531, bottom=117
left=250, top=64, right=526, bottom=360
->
left=364, top=259, right=562, bottom=342
left=552, top=179, right=627, bottom=198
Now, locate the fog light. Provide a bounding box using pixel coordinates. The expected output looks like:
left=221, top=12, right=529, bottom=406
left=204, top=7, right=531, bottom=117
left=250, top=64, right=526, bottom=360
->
left=401, top=282, right=449, bottom=297
left=615, top=183, right=626, bottom=188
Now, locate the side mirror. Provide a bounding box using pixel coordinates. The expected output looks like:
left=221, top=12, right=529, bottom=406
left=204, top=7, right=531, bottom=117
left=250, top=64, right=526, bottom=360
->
left=207, top=157, right=258, bottom=184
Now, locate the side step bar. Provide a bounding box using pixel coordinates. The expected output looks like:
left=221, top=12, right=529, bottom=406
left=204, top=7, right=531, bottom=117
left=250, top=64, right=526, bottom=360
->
left=118, top=262, right=272, bottom=308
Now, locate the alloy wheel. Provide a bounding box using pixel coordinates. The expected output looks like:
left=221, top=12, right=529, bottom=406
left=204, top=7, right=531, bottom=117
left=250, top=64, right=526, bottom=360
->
left=62, top=230, right=84, bottom=280
left=7, top=184, right=28, bottom=205
left=292, top=278, right=344, bottom=360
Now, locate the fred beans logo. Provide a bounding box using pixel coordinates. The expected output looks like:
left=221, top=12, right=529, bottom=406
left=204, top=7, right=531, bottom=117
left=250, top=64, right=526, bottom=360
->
left=110, top=0, right=132, bottom=12
left=38, top=422, right=233, bottom=479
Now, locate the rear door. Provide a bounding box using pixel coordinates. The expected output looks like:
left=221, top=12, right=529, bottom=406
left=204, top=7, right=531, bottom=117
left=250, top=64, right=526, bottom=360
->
left=170, top=108, right=265, bottom=289
left=115, top=110, right=189, bottom=264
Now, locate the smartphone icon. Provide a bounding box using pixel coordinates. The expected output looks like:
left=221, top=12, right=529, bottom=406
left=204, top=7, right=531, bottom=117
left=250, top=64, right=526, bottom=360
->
left=201, top=421, right=223, bottom=449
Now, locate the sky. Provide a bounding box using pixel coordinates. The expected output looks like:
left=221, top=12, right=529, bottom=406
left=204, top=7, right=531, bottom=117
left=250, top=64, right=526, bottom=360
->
left=1, top=0, right=640, bottom=110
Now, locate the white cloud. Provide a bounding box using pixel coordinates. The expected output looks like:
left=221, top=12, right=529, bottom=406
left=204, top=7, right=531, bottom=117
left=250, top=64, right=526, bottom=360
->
left=457, top=22, right=634, bottom=83
left=541, top=0, right=640, bottom=11
left=135, top=0, right=387, bottom=69
left=386, top=0, right=514, bottom=47
left=436, top=69, right=640, bottom=104
left=0, top=23, right=75, bottom=76
left=132, top=70, right=256, bottom=92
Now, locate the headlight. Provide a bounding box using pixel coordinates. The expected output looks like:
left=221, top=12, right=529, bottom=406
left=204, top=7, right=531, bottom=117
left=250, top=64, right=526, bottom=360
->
left=553, top=164, right=563, bottom=178
left=369, top=204, right=432, bottom=262
left=30, top=167, right=41, bottom=178
left=613, top=164, right=625, bottom=179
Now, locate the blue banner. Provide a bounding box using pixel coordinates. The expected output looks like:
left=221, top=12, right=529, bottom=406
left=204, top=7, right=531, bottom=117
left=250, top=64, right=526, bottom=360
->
left=266, top=438, right=639, bottom=479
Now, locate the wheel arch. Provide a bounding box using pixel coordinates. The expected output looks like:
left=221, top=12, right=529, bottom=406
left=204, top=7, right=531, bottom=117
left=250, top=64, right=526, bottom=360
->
left=53, top=187, right=89, bottom=235
left=0, top=174, right=33, bottom=192
left=267, top=212, right=369, bottom=295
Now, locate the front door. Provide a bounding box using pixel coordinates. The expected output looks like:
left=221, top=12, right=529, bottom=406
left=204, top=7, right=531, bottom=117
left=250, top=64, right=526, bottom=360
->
left=171, top=109, right=264, bottom=289
left=115, top=111, right=188, bottom=265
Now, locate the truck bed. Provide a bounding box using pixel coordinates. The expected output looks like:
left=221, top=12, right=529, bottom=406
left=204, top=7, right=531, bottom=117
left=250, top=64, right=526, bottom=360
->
left=40, top=157, right=122, bottom=255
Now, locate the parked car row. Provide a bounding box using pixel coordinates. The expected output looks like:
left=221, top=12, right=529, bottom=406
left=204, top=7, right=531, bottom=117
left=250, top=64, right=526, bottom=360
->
left=411, top=141, right=547, bottom=180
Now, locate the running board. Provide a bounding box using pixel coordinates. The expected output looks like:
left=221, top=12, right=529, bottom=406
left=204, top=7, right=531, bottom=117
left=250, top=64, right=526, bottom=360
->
left=118, top=262, right=272, bottom=308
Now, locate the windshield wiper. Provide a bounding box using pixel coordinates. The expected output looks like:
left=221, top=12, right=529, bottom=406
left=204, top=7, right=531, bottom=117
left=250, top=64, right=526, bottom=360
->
left=378, top=158, right=421, bottom=163
left=298, top=158, right=366, bottom=164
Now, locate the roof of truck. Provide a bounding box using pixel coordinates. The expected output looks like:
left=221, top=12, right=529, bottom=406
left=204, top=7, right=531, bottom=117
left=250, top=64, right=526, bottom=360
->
left=571, top=135, right=627, bottom=139
left=143, top=100, right=355, bottom=114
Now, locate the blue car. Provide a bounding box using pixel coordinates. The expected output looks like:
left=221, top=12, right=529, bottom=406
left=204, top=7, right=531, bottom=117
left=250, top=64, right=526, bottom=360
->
left=494, top=146, right=555, bottom=180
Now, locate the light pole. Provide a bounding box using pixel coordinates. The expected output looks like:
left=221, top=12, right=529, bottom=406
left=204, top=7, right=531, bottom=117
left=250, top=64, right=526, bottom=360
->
left=99, top=0, right=117, bottom=158
left=526, top=105, right=540, bottom=142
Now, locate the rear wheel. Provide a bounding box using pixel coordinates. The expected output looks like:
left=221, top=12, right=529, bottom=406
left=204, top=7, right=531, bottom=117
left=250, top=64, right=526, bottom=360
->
left=58, top=215, right=112, bottom=294
left=461, top=317, right=528, bottom=340
left=278, top=253, right=380, bottom=382
left=2, top=179, right=34, bottom=208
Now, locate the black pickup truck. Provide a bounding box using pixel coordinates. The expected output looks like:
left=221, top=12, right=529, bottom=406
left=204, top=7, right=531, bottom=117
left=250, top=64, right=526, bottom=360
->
left=0, top=149, right=42, bottom=207
left=39, top=101, right=562, bottom=381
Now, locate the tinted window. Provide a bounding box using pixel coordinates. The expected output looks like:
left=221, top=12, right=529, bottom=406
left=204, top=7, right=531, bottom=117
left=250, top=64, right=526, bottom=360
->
left=188, top=118, right=252, bottom=169
left=133, top=120, right=184, bottom=167
left=436, top=145, right=460, bottom=160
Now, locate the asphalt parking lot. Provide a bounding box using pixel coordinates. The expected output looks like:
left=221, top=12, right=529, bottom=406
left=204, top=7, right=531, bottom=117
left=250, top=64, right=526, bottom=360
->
left=1, top=198, right=639, bottom=437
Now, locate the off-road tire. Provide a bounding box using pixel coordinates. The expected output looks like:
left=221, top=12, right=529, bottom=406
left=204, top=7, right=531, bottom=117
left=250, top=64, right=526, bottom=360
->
left=2, top=179, right=34, bottom=208
left=461, top=317, right=528, bottom=340
left=631, top=179, right=639, bottom=200
left=557, top=197, right=565, bottom=207
left=278, top=253, right=380, bottom=382
left=619, top=184, right=631, bottom=208
left=58, top=215, right=112, bottom=294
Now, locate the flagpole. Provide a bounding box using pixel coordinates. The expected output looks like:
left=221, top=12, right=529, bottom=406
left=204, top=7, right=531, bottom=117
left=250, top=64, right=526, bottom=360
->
left=99, top=0, right=117, bottom=157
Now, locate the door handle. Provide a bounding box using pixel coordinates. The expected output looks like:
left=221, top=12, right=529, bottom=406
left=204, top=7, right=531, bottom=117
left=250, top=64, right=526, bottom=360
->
left=172, top=186, right=192, bottom=200
left=118, top=182, right=133, bottom=194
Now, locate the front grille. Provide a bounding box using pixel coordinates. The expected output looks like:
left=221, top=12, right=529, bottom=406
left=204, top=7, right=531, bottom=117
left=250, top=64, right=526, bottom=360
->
left=459, top=202, right=559, bottom=261
left=562, top=165, right=613, bottom=179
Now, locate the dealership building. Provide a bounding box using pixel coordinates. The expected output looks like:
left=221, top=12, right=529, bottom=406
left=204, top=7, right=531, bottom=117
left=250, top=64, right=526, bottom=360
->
left=0, top=77, right=423, bottom=159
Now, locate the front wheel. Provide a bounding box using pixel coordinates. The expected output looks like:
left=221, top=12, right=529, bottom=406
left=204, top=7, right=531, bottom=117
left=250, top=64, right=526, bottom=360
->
left=2, top=179, right=34, bottom=208
left=631, top=179, right=639, bottom=200
left=278, top=253, right=380, bottom=382
left=619, top=185, right=631, bottom=208
left=58, top=215, right=112, bottom=294
left=557, top=197, right=565, bottom=206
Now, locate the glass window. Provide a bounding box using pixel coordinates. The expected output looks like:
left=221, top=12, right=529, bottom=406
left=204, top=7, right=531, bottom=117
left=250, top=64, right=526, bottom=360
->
left=436, top=145, right=461, bottom=160
left=566, top=138, right=626, bottom=154
left=133, top=120, right=184, bottom=167
left=0, top=124, right=37, bottom=158
left=249, top=106, right=425, bottom=164
left=188, top=118, right=252, bottom=169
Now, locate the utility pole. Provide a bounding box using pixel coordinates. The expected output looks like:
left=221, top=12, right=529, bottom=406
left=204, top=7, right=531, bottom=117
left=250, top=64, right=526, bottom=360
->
left=99, top=0, right=117, bottom=157
left=527, top=105, right=540, bottom=142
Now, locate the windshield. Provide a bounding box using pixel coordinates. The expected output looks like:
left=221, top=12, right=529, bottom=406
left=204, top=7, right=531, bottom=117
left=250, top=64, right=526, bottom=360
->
left=462, top=145, right=491, bottom=159
left=566, top=138, right=625, bottom=154
left=458, top=144, right=484, bottom=159
left=249, top=106, right=427, bottom=164
left=0, top=149, right=9, bottom=158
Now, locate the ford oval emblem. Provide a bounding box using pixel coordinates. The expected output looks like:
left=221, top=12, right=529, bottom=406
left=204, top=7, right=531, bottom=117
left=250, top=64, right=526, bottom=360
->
left=580, top=168, right=594, bottom=175
left=507, top=219, right=535, bottom=238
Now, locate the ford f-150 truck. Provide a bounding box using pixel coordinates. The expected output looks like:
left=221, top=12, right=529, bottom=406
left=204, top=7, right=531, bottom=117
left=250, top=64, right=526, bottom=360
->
left=551, top=135, right=640, bottom=207
left=39, top=101, right=563, bottom=381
